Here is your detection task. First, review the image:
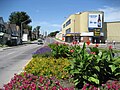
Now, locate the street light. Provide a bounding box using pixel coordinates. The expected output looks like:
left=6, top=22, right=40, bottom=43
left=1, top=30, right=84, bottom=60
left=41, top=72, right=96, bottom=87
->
left=20, top=19, right=30, bottom=44
left=74, top=19, right=75, bottom=41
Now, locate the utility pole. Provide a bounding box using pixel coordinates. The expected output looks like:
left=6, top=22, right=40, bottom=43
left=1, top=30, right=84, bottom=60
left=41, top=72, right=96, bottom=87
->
left=20, top=19, right=30, bottom=44
left=74, top=19, right=75, bottom=41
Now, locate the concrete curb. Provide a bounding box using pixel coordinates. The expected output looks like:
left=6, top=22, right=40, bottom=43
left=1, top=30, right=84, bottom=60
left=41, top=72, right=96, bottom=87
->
left=19, top=58, right=33, bottom=74
left=0, top=47, right=12, bottom=51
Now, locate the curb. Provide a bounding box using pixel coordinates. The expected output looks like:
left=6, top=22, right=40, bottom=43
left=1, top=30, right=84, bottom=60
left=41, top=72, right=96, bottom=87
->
left=17, top=58, right=33, bottom=75
left=22, top=58, right=33, bottom=72
left=0, top=48, right=3, bottom=51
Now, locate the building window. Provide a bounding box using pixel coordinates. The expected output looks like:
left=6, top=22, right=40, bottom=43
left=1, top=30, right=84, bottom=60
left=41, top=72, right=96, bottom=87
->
left=0, top=26, right=4, bottom=32
left=66, top=19, right=71, bottom=26
left=66, top=28, right=71, bottom=34
left=0, top=27, right=2, bottom=32
left=63, top=24, right=65, bottom=28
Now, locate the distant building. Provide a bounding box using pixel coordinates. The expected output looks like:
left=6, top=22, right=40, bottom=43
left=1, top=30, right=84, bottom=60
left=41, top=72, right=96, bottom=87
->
left=0, top=17, right=9, bottom=45
left=61, top=11, right=104, bottom=43
left=103, top=21, right=120, bottom=43
left=4, top=23, right=21, bottom=45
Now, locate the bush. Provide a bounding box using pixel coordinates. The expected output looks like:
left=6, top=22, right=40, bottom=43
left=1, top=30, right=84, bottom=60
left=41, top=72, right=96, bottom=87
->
left=48, top=42, right=70, bottom=58
left=65, top=43, right=120, bottom=89
left=24, top=57, right=70, bottom=79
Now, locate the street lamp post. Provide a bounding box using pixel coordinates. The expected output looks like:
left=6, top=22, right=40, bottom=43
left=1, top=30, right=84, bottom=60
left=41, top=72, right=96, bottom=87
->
left=20, top=19, right=30, bottom=44
left=74, top=19, right=75, bottom=41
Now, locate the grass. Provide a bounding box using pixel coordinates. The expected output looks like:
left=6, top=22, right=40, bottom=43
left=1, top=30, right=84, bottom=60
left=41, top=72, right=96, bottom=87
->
left=0, top=44, right=8, bottom=48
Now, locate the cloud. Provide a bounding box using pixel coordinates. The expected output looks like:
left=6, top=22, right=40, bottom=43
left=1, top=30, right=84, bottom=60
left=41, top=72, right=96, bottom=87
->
left=51, top=24, right=61, bottom=27
left=98, top=6, right=120, bottom=22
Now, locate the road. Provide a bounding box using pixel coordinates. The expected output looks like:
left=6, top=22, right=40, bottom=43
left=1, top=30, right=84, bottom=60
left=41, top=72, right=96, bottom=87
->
left=0, top=42, right=43, bottom=87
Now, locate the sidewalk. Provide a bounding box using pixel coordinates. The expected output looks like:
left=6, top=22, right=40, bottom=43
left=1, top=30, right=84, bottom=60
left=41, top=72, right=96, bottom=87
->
left=54, top=38, right=107, bottom=48
left=0, top=47, right=12, bottom=51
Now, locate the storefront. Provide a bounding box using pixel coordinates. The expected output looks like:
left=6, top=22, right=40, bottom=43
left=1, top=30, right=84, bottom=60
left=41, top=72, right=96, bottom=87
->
left=65, top=33, right=80, bottom=43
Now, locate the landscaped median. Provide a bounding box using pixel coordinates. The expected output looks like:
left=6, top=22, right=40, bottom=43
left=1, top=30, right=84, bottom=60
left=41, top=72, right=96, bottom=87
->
left=1, top=42, right=120, bottom=90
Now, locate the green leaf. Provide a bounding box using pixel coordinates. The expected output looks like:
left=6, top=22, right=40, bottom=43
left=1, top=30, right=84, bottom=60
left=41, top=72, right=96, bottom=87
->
left=74, top=69, right=80, bottom=74
left=74, top=79, right=79, bottom=85
left=98, top=52, right=102, bottom=57
left=109, top=65, right=117, bottom=72
left=94, top=66, right=100, bottom=72
left=88, top=77, right=99, bottom=84
left=115, top=72, right=120, bottom=76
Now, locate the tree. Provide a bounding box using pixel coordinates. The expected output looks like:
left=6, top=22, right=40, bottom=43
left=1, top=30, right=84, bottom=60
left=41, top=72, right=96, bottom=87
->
left=36, top=26, right=41, bottom=38
left=26, top=25, right=32, bottom=41
left=9, top=11, right=32, bottom=29
left=48, top=31, right=59, bottom=37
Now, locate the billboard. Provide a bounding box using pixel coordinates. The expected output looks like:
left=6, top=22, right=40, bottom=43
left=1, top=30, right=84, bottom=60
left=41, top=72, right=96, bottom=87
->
left=88, top=14, right=102, bottom=28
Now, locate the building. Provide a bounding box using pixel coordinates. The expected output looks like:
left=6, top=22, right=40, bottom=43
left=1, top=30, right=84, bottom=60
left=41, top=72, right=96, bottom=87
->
left=4, top=23, right=21, bottom=45
left=0, top=17, right=10, bottom=45
left=61, top=11, right=105, bottom=43
left=103, top=21, right=120, bottom=43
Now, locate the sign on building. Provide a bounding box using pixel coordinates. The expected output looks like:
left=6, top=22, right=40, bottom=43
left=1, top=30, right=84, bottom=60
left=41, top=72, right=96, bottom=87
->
left=94, top=29, right=100, bottom=36
left=88, top=14, right=102, bottom=28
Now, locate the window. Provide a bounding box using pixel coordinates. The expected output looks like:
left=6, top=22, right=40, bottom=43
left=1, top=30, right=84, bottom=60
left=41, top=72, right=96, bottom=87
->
left=66, top=28, right=71, bottom=34
left=66, top=19, right=71, bottom=26
left=0, top=27, right=2, bottom=32
left=63, top=24, right=65, bottom=28
left=0, top=25, right=4, bottom=32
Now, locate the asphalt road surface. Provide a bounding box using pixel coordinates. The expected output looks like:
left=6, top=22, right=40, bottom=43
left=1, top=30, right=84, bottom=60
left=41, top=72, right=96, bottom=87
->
left=0, top=42, right=43, bottom=87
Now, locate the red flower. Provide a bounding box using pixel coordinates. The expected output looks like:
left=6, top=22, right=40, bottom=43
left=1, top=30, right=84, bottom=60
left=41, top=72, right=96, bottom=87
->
left=72, top=41, right=77, bottom=44
left=62, top=37, right=64, bottom=40
left=109, top=45, right=112, bottom=49
left=70, top=49, right=74, bottom=53
left=86, top=41, right=90, bottom=45
left=95, top=44, right=99, bottom=47
left=91, top=52, right=96, bottom=55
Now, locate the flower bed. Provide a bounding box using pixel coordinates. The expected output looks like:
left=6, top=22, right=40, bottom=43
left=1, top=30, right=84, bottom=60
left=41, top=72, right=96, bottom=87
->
left=24, top=57, right=70, bottom=79
left=3, top=73, right=74, bottom=90
left=1, top=42, right=120, bottom=90
left=32, top=46, right=52, bottom=58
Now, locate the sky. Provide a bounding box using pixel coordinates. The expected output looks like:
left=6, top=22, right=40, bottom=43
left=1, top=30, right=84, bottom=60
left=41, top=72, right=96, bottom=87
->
left=0, top=0, right=120, bottom=34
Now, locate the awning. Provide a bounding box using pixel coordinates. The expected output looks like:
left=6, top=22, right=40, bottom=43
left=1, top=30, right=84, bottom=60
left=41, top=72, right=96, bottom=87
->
left=66, top=34, right=73, bottom=36
left=65, top=33, right=80, bottom=36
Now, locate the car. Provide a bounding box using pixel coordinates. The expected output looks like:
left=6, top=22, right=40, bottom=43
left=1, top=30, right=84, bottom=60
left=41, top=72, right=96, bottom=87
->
left=37, top=39, right=44, bottom=45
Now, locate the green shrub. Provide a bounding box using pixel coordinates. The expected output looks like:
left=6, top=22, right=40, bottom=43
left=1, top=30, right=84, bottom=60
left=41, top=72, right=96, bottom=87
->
left=65, top=43, right=120, bottom=89
left=24, top=57, right=70, bottom=79
left=48, top=42, right=70, bottom=58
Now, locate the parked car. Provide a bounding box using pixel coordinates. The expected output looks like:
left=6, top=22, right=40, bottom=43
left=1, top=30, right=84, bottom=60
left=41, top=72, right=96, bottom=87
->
left=37, top=39, right=44, bottom=45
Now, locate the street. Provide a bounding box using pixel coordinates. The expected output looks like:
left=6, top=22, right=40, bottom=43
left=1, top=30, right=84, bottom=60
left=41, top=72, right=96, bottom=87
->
left=0, top=42, right=43, bottom=87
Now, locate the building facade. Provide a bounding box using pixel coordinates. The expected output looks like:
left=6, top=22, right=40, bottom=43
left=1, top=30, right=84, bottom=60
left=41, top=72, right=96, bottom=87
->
left=61, top=11, right=105, bottom=43
left=104, top=21, right=120, bottom=43
left=0, top=17, right=10, bottom=45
